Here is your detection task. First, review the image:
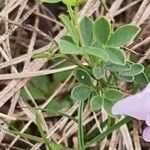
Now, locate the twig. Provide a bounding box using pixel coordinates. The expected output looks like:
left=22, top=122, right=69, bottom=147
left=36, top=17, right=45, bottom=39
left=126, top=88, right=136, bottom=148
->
left=132, top=0, right=149, bottom=24
left=133, top=120, right=142, bottom=150
left=0, top=15, right=57, bottom=45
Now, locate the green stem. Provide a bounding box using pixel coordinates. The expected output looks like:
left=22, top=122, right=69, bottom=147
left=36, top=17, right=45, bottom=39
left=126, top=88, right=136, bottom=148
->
left=84, top=117, right=132, bottom=148
left=65, top=55, right=90, bottom=72
left=67, top=5, right=75, bottom=24
left=78, top=101, right=85, bottom=150
left=74, top=6, right=85, bottom=47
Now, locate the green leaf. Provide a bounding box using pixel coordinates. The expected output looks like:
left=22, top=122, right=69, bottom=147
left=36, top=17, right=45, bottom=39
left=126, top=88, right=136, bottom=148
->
left=71, top=84, right=91, bottom=102
left=90, top=96, right=102, bottom=111
left=134, top=72, right=149, bottom=87
left=88, top=55, right=100, bottom=66
left=89, top=90, right=98, bottom=99
left=59, top=40, right=109, bottom=61
left=0, top=0, right=4, bottom=9
left=20, top=85, right=47, bottom=101
left=8, top=130, right=43, bottom=143
left=106, top=63, right=130, bottom=72
left=47, top=141, right=68, bottom=150
left=53, top=61, right=72, bottom=85
left=40, top=0, right=62, bottom=3
left=61, top=35, right=75, bottom=44
left=92, top=67, right=105, bottom=79
left=78, top=101, right=85, bottom=149
left=63, top=0, right=85, bottom=6
left=85, top=117, right=132, bottom=147
left=32, top=76, right=50, bottom=95
left=103, top=99, right=115, bottom=116
left=117, top=74, right=134, bottom=82
left=107, top=24, right=140, bottom=47
left=82, top=46, right=109, bottom=62
left=35, top=107, right=77, bottom=123
left=104, top=88, right=124, bottom=102
left=36, top=112, right=52, bottom=150
left=20, top=76, right=51, bottom=101
left=120, top=63, right=144, bottom=76
left=92, top=40, right=102, bottom=48
left=59, top=14, right=79, bottom=45
left=145, top=65, right=150, bottom=80
left=85, top=119, right=108, bottom=142
left=80, top=17, right=93, bottom=46
left=8, top=116, right=72, bottom=150
left=75, top=69, right=92, bottom=86
left=36, top=112, right=67, bottom=150
left=59, top=40, right=82, bottom=54
left=105, top=47, right=126, bottom=65
left=46, top=99, right=72, bottom=113
left=133, top=72, right=148, bottom=90
left=93, top=17, right=111, bottom=44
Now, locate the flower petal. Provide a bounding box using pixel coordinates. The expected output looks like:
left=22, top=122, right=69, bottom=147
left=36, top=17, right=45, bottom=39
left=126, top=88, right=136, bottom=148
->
left=142, top=83, right=150, bottom=94
left=143, top=127, right=150, bottom=142
left=146, top=115, right=150, bottom=126
left=112, top=93, right=149, bottom=120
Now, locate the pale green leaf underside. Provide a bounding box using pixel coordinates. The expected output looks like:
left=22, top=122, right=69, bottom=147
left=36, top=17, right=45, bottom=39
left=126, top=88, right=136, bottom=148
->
left=107, top=25, right=140, bottom=47
left=90, top=96, right=102, bottom=111
left=106, top=63, right=130, bottom=72
left=120, top=63, right=144, bottom=76
left=59, top=40, right=82, bottom=54
left=104, top=88, right=124, bottom=101
left=92, top=67, right=105, bottom=79
left=59, top=40, right=109, bottom=61
left=105, top=47, right=126, bottom=65
left=59, top=14, right=79, bottom=45
left=82, top=46, right=109, bottom=62
left=80, top=17, right=93, bottom=46
left=118, top=75, right=134, bottom=82
left=93, top=17, right=111, bottom=44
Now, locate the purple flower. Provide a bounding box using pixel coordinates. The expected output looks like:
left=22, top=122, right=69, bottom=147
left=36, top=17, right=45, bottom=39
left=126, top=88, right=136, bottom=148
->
left=112, top=83, right=150, bottom=142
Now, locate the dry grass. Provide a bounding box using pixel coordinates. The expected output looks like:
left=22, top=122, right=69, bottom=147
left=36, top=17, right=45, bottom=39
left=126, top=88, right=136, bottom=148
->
left=0, top=0, right=150, bottom=149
